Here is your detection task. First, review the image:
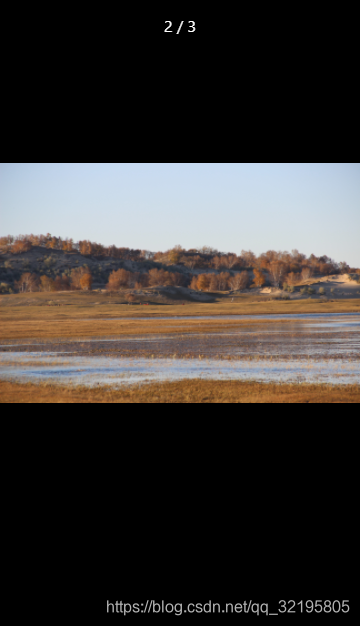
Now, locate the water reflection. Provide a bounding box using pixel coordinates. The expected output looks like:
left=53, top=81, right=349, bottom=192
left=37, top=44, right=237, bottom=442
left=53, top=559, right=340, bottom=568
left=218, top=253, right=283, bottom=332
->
left=0, top=353, right=359, bottom=386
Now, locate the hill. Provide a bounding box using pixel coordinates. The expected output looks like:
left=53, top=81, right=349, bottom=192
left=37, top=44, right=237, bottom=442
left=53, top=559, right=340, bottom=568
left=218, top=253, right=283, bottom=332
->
left=0, top=234, right=359, bottom=299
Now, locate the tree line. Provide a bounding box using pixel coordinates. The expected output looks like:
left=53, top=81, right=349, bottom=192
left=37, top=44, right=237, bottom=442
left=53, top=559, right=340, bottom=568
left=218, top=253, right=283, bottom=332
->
left=15, top=267, right=93, bottom=293
left=1, top=234, right=358, bottom=274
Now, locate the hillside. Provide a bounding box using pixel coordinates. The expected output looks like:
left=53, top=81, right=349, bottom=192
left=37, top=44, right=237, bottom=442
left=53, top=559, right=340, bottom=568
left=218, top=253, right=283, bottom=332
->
left=0, top=235, right=359, bottom=299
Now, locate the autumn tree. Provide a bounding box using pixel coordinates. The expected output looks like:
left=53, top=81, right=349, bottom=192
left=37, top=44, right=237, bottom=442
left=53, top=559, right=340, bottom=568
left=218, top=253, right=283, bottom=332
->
left=11, top=240, right=31, bottom=255
left=181, top=255, right=200, bottom=270
left=226, top=254, right=238, bottom=269
left=229, top=271, right=250, bottom=291
left=253, top=269, right=266, bottom=288
left=54, top=275, right=70, bottom=291
left=301, top=267, right=312, bottom=281
left=241, top=250, right=256, bottom=267
left=106, top=269, right=133, bottom=290
left=126, top=293, right=136, bottom=303
left=217, top=272, right=230, bottom=291
left=169, top=246, right=183, bottom=265
left=40, top=276, right=56, bottom=292
left=169, top=272, right=185, bottom=287
left=70, top=266, right=92, bottom=290
left=212, top=256, right=222, bottom=270
left=286, top=272, right=301, bottom=286
left=190, top=276, right=199, bottom=290
left=15, top=273, right=39, bottom=293
left=80, top=273, right=93, bottom=291
left=197, top=274, right=211, bottom=291
left=209, top=274, right=219, bottom=291
left=269, top=262, right=285, bottom=288
left=138, top=273, right=150, bottom=288
left=148, top=268, right=172, bottom=286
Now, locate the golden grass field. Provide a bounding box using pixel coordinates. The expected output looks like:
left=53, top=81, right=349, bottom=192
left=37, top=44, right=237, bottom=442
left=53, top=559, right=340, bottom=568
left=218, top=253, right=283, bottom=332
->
left=1, top=291, right=359, bottom=341
left=1, top=379, right=360, bottom=403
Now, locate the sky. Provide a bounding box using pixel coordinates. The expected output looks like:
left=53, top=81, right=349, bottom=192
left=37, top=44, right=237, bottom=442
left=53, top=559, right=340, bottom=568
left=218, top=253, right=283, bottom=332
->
left=1, top=163, right=359, bottom=266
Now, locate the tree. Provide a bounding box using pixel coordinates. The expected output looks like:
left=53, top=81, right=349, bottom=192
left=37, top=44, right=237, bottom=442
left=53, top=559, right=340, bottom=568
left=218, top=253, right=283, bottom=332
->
left=54, top=275, right=70, bottom=291
left=253, top=269, right=266, bottom=288
left=40, top=276, right=56, bottom=292
left=11, top=240, right=31, bottom=254
left=226, top=254, right=238, bottom=269
left=190, top=276, right=199, bottom=290
left=241, top=250, right=256, bottom=267
left=229, top=271, right=250, bottom=291
left=209, top=274, right=219, bottom=291
left=169, top=272, right=185, bottom=287
left=301, top=267, right=312, bottom=281
left=15, top=273, right=39, bottom=293
left=169, top=246, right=183, bottom=264
left=70, top=266, right=92, bottom=290
left=181, top=255, right=200, bottom=270
left=286, top=272, right=301, bottom=286
left=148, top=268, right=171, bottom=286
left=126, top=293, right=136, bottom=303
left=269, top=262, right=285, bottom=288
left=212, top=256, right=222, bottom=270
left=197, top=274, right=211, bottom=291
left=80, top=273, right=93, bottom=291
left=106, top=269, right=133, bottom=290
left=217, top=272, right=230, bottom=291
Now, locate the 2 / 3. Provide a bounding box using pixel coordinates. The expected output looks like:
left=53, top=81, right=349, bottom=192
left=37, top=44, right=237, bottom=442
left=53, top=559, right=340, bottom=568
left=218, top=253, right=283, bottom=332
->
left=164, top=21, right=196, bottom=33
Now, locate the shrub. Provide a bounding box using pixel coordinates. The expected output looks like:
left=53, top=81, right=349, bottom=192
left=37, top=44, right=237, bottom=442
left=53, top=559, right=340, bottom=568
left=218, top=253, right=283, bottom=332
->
left=126, top=293, right=136, bottom=303
left=300, top=288, right=307, bottom=295
left=44, top=256, right=56, bottom=269
left=319, top=287, right=326, bottom=295
left=307, top=287, right=315, bottom=295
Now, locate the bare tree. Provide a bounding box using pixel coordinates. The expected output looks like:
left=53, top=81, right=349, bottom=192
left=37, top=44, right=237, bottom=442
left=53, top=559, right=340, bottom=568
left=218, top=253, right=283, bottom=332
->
left=217, top=272, right=230, bottom=291
left=15, top=273, right=39, bottom=293
left=269, top=263, right=285, bottom=288
left=301, top=267, right=312, bottom=281
left=181, top=255, right=200, bottom=270
left=229, top=271, right=250, bottom=291
left=212, top=256, right=222, bottom=270
left=226, top=254, right=238, bottom=269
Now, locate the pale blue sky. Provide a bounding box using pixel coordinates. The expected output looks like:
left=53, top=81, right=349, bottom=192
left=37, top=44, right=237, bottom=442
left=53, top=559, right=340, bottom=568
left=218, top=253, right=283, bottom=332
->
left=1, top=163, right=359, bottom=266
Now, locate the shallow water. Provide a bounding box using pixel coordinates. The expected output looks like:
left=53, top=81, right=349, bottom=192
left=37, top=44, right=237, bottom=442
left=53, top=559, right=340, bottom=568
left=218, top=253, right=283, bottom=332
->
left=0, top=352, right=359, bottom=386
left=0, top=315, right=359, bottom=360
left=1, top=313, right=359, bottom=386
left=80, top=312, right=360, bottom=322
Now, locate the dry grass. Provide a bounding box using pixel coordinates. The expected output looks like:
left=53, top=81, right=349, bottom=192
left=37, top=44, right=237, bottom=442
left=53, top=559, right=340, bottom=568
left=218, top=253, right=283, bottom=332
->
left=1, top=292, right=359, bottom=340
left=1, top=379, right=359, bottom=403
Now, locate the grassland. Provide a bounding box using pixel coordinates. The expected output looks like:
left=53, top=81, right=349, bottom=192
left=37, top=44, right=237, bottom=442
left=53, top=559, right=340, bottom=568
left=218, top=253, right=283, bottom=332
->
left=1, top=379, right=359, bottom=403
left=1, top=291, right=359, bottom=341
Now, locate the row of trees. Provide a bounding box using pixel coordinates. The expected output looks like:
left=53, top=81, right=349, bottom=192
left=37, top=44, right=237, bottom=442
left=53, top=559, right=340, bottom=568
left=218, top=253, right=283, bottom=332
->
left=190, top=271, right=251, bottom=292
left=2, top=235, right=359, bottom=275
left=0, top=234, right=145, bottom=261
left=14, top=267, right=93, bottom=293
left=107, top=268, right=187, bottom=290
